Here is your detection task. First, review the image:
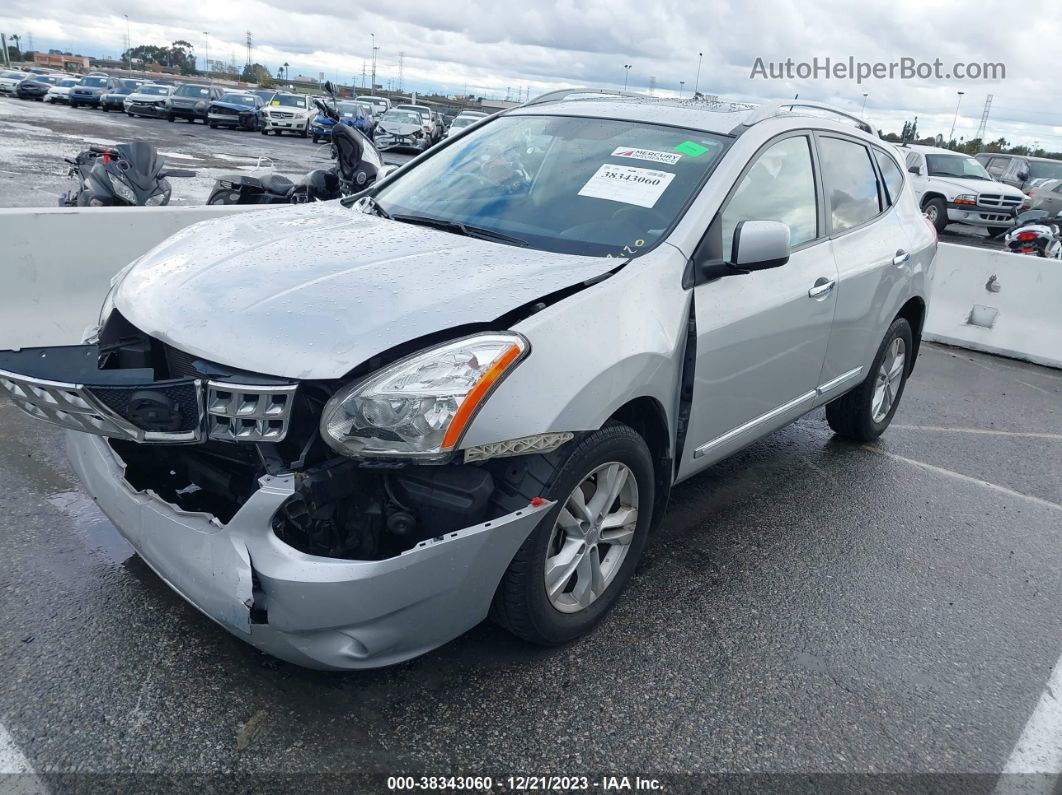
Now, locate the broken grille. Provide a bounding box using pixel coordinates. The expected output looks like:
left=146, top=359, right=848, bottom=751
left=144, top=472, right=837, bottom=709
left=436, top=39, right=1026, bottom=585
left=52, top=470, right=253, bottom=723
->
left=206, top=383, right=298, bottom=443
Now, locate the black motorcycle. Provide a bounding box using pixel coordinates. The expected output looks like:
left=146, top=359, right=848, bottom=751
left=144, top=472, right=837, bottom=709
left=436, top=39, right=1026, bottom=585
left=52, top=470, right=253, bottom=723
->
left=59, top=142, right=196, bottom=207
left=207, top=82, right=382, bottom=206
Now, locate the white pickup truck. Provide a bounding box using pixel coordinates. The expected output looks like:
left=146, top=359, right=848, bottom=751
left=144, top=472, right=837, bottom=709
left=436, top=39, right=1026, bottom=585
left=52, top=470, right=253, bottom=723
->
left=902, top=144, right=1027, bottom=236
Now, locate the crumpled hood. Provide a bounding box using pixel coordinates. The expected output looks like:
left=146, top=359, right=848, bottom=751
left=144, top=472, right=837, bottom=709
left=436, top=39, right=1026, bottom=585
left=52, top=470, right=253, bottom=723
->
left=933, top=176, right=1025, bottom=198
left=116, top=202, right=614, bottom=379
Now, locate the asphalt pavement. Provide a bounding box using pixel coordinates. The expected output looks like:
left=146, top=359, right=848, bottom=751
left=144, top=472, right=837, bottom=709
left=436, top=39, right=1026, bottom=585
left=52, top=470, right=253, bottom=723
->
left=0, top=343, right=1059, bottom=792
left=0, top=96, right=414, bottom=208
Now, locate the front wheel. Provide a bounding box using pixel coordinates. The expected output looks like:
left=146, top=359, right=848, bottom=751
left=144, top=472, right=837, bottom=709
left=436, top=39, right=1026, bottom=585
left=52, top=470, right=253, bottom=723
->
left=490, top=424, right=654, bottom=645
left=826, top=317, right=913, bottom=441
left=923, top=197, right=948, bottom=233
left=166, top=114, right=174, bottom=122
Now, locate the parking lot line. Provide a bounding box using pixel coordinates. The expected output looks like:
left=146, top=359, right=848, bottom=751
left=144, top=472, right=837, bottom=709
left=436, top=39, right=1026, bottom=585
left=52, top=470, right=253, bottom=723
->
left=996, top=651, right=1062, bottom=792
left=860, top=444, right=1062, bottom=513
left=891, top=425, right=1062, bottom=441
left=0, top=722, right=46, bottom=793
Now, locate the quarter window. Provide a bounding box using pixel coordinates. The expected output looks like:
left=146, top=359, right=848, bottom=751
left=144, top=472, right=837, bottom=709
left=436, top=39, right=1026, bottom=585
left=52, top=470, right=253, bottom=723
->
left=874, top=150, right=904, bottom=205
left=819, top=137, right=882, bottom=232
left=986, top=157, right=1008, bottom=176
left=721, top=136, right=818, bottom=259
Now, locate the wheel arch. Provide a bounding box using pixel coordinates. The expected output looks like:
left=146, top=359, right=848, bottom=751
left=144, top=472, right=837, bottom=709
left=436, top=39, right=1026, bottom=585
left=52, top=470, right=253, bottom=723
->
left=607, top=395, right=672, bottom=530
left=895, top=295, right=926, bottom=372
left=920, top=191, right=947, bottom=209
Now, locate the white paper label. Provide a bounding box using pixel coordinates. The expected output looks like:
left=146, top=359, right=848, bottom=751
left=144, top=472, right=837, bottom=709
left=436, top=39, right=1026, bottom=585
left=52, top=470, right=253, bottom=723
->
left=577, top=164, right=676, bottom=208
left=610, top=146, right=682, bottom=165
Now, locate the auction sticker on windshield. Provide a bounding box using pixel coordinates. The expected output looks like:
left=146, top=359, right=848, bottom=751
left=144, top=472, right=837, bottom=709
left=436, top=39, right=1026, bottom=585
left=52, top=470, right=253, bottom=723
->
left=578, top=164, right=676, bottom=208
left=611, top=146, right=682, bottom=165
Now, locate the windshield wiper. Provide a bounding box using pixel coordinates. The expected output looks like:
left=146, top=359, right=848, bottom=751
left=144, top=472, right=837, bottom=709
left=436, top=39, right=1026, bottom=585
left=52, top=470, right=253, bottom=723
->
left=390, top=214, right=528, bottom=247
left=363, top=195, right=392, bottom=219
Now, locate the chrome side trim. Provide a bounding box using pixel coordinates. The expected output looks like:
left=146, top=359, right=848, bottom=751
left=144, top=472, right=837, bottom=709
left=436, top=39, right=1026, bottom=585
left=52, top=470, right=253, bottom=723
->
left=816, top=366, right=863, bottom=396
left=693, top=390, right=817, bottom=458
left=691, top=366, right=865, bottom=460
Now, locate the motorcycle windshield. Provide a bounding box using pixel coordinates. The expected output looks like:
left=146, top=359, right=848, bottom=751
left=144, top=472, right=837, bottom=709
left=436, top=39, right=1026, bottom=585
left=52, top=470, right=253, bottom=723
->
left=116, top=142, right=163, bottom=191
left=1015, top=210, right=1049, bottom=225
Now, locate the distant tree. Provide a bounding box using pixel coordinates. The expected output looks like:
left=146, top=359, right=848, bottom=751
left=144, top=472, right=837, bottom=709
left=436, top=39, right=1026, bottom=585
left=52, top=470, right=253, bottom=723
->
left=8, top=34, right=21, bottom=58
left=283, top=61, right=290, bottom=80
left=241, top=62, right=273, bottom=86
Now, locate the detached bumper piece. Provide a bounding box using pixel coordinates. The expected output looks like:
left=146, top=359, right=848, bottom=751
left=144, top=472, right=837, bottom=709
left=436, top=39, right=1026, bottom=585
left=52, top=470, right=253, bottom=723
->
left=0, top=344, right=297, bottom=445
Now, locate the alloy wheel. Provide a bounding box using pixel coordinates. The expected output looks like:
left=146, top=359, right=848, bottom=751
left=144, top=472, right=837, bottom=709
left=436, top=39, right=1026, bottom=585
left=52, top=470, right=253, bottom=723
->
left=543, top=462, right=639, bottom=614
left=872, top=337, right=906, bottom=423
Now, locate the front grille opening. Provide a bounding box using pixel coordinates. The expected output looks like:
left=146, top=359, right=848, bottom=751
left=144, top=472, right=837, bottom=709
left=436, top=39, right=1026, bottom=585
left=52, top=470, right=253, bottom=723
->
left=110, top=439, right=263, bottom=523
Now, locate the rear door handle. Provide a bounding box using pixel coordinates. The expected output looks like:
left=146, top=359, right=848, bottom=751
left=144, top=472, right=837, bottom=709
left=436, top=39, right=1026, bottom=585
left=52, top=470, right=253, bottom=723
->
left=893, top=250, right=910, bottom=266
left=808, top=278, right=836, bottom=298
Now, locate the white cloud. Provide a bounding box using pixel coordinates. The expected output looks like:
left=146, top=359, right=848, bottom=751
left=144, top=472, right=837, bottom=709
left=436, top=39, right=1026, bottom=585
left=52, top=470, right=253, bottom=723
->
left=2, top=0, right=1059, bottom=147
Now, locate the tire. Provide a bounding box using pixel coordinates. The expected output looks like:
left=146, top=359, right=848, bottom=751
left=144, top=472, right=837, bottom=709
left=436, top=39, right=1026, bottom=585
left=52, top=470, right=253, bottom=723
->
left=70, top=102, right=79, bottom=109
left=209, top=122, right=217, bottom=128
left=923, top=197, right=948, bottom=233
left=260, top=129, right=268, bottom=135
left=100, top=106, right=108, bottom=112
left=489, top=423, right=654, bottom=645
left=987, top=226, right=1009, bottom=238
left=311, top=135, right=319, bottom=144
left=826, top=317, right=914, bottom=442
left=300, top=126, right=308, bottom=138
left=166, top=114, right=174, bottom=122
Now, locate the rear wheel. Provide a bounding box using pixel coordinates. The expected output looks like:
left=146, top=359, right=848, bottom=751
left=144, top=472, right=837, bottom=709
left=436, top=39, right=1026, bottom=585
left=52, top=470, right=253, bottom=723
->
left=923, top=197, right=948, bottom=233
left=260, top=129, right=268, bottom=135
left=489, top=424, right=654, bottom=645
left=826, top=317, right=913, bottom=441
left=209, top=122, right=217, bottom=128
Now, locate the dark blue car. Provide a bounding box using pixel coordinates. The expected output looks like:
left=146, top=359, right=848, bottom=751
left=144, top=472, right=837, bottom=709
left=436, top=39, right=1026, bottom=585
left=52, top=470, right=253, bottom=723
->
left=207, top=92, right=264, bottom=131
left=311, top=100, right=374, bottom=143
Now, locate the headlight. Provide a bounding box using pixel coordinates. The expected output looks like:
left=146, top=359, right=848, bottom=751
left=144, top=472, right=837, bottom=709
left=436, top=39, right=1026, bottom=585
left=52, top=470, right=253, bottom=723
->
left=107, top=172, right=137, bottom=204
left=954, top=194, right=977, bottom=206
left=321, top=333, right=529, bottom=461
left=145, top=187, right=170, bottom=206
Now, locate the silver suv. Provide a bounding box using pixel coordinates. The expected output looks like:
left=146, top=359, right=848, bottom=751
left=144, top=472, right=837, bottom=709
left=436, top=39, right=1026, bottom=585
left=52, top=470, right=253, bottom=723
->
left=0, top=93, right=935, bottom=669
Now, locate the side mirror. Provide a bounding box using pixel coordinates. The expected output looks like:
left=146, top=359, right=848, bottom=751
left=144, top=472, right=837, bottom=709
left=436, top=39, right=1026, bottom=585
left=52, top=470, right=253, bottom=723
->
left=1018, top=171, right=1030, bottom=181
left=908, top=165, right=921, bottom=175
left=378, top=164, right=399, bottom=180
left=730, top=220, right=791, bottom=270
left=323, top=80, right=336, bottom=95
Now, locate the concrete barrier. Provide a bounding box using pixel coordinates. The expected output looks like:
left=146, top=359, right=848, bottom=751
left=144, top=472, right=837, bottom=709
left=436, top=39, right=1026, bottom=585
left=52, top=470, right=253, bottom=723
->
left=1, top=205, right=264, bottom=348
left=924, top=242, right=1062, bottom=370
left=1, top=210, right=1059, bottom=371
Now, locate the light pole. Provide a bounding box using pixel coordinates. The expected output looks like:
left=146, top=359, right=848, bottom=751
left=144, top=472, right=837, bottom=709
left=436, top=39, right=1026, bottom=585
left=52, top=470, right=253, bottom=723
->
left=948, top=90, right=964, bottom=143
left=623, top=64, right=631, bottom=91
left=694, top=51, right=702, bottom=96
left=203, top=31, right=209, bottom=79
left=370, top=33, right=378, bottom=97
left=860, top=92, right=868, bottom=117
left=123, top=14, right=130, bottom=67
left=679, top=80, right=685, bottom=98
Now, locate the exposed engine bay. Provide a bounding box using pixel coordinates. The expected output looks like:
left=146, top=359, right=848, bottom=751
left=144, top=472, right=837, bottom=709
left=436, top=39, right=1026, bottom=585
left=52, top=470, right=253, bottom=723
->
left=95, top=310, right=506, bottom=560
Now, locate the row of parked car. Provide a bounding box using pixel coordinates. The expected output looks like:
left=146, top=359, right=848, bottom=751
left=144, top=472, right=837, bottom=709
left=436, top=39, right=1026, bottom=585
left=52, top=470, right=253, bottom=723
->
left=0, top=66, right=490, bottom=154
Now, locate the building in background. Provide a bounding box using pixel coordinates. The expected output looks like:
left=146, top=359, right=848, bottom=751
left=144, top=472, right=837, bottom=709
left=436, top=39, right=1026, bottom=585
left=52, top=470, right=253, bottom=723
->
left=33, top=53, right=91, bottom=72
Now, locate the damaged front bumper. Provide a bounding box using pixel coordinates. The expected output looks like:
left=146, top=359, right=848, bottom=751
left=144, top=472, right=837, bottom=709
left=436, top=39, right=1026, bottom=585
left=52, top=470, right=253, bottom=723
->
left=67, top=430, right=551, bottom=670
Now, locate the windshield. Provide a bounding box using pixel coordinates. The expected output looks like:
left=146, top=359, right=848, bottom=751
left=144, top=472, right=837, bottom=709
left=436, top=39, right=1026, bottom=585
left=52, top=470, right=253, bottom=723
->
left=175, top=84, right=210, bottom=97
left=59, top=79, right=78, bottom=87
left=398, top=105, right=430, bottom=120
left=113, top=86, right=135, bottom=95
left=272, top=94, right=307, bottom=108
left=383, top=110, right=422, bottom=125
left=80, top=77, right=108, bottom=87
left=1, top=71, right=22, bottom=79
left=450, top=117, right=475, bottom=129
left=140, top=85, right=169, bottom=95
left=1028, top=160, right=1062, bottom=181
left=337, top=102, right=364, bottom=118
left=373, top=115, right=728, bottom=257
left=925, top=154, right=993, bottom=180
left=221, top=94, right=255, bottom=106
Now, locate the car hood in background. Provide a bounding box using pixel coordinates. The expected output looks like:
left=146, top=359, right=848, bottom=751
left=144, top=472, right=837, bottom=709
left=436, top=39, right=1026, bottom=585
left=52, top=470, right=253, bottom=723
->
left=116, top=203, right=615, bottom=379
left=210, top=100, right=258, bottom=113
left=127, top=91, right=168, bottom=102
left=379, top=121, right=422, bottom=136
left=932, top=176, right=1026, bottom=198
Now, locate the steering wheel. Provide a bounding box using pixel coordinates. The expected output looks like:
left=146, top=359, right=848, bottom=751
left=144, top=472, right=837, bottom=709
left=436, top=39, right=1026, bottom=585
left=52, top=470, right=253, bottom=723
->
left=610, top=205, right=670, bottom=231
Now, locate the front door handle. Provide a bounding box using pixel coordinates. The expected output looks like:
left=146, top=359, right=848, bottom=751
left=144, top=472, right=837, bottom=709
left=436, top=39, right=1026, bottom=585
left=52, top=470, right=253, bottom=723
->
left=893, top=250, right=910, bottom=266
left=808, top=278, right=836, bottom=298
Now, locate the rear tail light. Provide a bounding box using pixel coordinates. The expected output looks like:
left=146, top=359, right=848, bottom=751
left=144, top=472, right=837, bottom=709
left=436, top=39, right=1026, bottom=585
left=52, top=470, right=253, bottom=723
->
left=1016, top=231, right=1039, bottom=241
left=924, top=217, right=938, bottom=243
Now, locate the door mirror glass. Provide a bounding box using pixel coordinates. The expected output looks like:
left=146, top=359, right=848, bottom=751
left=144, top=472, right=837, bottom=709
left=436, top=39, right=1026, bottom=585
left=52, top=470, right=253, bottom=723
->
left=730, top=220, right=790, bottom=270
left=908, top=165, right=921, bottom=175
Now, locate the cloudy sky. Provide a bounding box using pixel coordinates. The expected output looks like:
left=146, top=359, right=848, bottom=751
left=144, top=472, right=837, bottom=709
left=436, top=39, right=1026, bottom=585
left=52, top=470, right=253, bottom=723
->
left=3, top=0, right=1061, bottom=148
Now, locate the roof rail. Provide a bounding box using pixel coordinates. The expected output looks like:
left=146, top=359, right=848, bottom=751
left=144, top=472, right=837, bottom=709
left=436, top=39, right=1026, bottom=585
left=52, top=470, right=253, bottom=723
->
left=522, top=87, right=644, bottom=107
left=735, top=101, right=877, bottom=137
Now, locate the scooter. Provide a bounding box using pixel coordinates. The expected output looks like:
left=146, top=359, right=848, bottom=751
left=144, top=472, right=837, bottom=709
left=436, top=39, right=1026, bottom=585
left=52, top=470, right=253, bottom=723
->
left=207, top=82, right=382, bottom=205
left=59, top=142, right=196, bottom=207
left=1002, top=209, right=1062, bottom=259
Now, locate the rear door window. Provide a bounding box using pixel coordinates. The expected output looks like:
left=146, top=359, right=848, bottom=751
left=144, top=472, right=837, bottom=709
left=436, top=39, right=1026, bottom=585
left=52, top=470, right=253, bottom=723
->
left=874, top=149, right=904, bottom=206
left=818, top=136, right=882, bottom=233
